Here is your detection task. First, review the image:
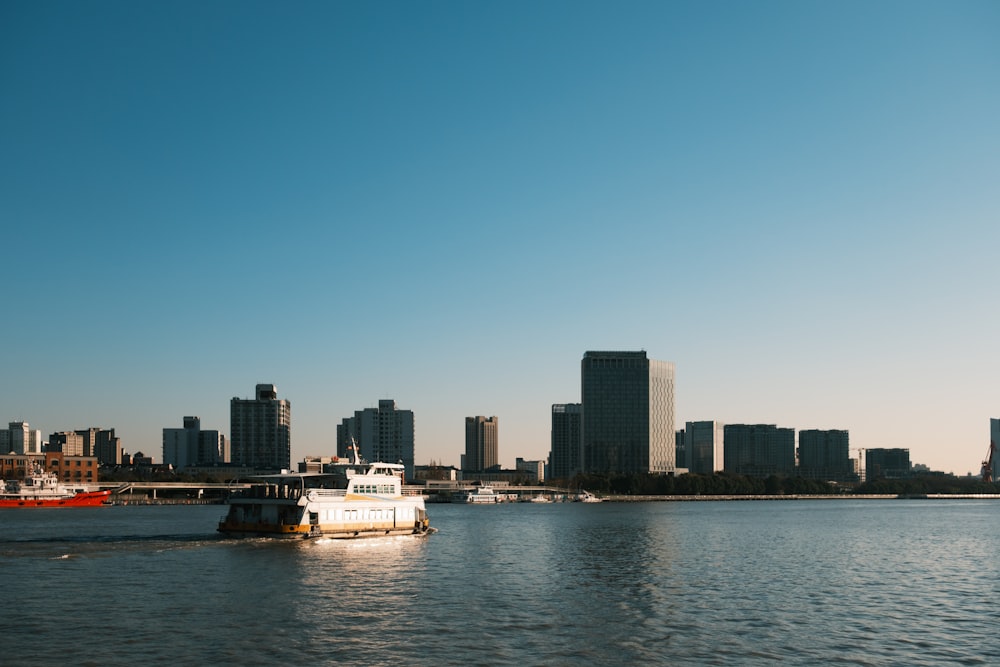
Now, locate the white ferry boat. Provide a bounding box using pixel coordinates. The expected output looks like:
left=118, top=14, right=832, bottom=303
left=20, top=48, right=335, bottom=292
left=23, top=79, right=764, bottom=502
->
left=454, top=485, right=517, bottom=504
left=218, top=453, right=430, bottom=539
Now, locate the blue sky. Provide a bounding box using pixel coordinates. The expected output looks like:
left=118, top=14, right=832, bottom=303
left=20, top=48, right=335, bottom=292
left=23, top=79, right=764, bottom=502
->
left=2, top=0, right=998, bottom=474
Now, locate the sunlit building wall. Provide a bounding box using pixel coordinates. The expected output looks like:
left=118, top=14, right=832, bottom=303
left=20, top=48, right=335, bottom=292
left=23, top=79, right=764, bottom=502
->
left=73, top=427, right=121, bottom=465
left=48, top=431, right=85, bottom=456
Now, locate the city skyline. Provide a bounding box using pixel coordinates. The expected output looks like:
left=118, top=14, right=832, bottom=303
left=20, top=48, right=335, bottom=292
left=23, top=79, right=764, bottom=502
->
left=3, top=2, right=998, bottom=475
left=3, top=367, right=991, bottom=476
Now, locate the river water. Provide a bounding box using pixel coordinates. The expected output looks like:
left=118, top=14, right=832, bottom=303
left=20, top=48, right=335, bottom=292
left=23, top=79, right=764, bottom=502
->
left=1, top=499, right=997, bottom=666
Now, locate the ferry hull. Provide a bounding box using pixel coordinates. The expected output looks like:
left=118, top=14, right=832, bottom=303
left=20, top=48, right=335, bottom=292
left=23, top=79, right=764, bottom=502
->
left=218, top=502, right=431, bottom=540
left=217, top=520, right=431, bottom=540
left=0, top=489, right=112, bottom=508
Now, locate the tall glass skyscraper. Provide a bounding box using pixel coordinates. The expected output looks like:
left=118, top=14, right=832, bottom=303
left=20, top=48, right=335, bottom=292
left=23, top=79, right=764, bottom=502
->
left=685, top=420, right=725, bottom=474
left=550, top=403, right=582, bottom=480
left=581, top=351, right=675, bottom=474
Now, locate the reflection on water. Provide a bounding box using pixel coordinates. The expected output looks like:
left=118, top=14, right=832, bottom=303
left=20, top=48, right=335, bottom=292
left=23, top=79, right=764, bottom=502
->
left=2, top=501, right=999, bottom=666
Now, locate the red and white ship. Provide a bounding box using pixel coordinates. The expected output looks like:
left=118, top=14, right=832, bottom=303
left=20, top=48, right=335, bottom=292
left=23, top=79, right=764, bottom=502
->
left=0, top=464, right=111, bottom=508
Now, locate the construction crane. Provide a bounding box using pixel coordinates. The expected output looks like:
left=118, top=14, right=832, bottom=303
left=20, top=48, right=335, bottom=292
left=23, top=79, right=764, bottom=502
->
left=981, top=441, right=996, bottom=483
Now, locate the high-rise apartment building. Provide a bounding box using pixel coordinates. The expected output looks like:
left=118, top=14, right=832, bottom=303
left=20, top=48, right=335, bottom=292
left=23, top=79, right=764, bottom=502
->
left=163, top=416, right=228, bottom=469
left=685, top=421, right=725, bottom=474
left=723, top=424, right=796, bottom=477
left=336, top=399, right=415, bottom=480
left=798, top=429, right=853, bottom=481
left=581, top=350, right=675, bottom=474
left=464, top=416, right=499, bottom=472
left=550, top=403, right=581, bottom=480
left=865, top=448, right=911, bottom=480
left=230, top=384, right=291, bottom=472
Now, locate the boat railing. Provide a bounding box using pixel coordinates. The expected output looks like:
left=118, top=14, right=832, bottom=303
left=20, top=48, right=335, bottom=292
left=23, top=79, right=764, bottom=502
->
left=306, top=489, right=347, bottom=499
left=232, top=484, right=305, bottom=501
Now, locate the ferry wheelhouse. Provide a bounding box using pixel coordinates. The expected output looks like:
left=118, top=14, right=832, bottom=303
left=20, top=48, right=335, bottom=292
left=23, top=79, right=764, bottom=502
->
left=218, top=456, right=430, bottom=539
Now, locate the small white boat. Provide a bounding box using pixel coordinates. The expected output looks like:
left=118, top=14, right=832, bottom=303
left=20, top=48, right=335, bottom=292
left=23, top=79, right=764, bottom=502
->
left=455, top=484, right=516, bottom=504
left=575, top=490, right=603, bottom=503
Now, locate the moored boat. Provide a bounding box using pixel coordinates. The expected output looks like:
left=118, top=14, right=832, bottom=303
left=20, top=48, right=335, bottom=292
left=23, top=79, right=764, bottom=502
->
left=575, top=490, right=603, bottom=503
left=454, top=484, right=517, bottom=504
left=0, top=465, right=111, bottom=508
left=218, top=453, right=431, bottom=539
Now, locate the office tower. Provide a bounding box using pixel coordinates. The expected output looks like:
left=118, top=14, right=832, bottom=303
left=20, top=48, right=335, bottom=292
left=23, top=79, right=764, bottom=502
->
left=992, top=418, right=999, bottom=448
left=336, top=399, right=415, bottom=480
left=49, top=431, right=85, bottom=456
left=0, top=422, right=41, bottom=454
left=723, top=424, right=796, bottom=477
left=516, top=457, right=545, bottom=482
left=163, top=418, right=198, bottom=469
left=865, top=448, right=911, bottom=480
left=798, top=429, right=853, bottom=481
left=685, top=421, right=725, bottom=474
left=163, top=416, right=227, bottom=469
left=464, top=416, right=499, bottom=472
left=230, top=383, right=291, bottom=472
left=550, top=403, right=582, bottom=480
left=581, top=350, right=675, bottom=474
left=75, top=427, right=121, bottom=465
left=200, top=429, right=228, bottom=465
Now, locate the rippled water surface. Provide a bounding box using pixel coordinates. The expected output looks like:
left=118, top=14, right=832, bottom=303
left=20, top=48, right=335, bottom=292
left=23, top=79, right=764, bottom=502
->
left=1, top=500, right=997, bottom=666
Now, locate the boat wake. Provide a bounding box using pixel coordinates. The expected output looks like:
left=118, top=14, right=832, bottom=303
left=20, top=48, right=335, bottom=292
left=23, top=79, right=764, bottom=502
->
left=5, top=532, right=220, bottom=546
left=1, top=533, right=225, bottom=559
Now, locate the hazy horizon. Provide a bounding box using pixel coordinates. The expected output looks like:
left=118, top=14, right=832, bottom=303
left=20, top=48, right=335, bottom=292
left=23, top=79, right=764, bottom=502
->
left=3, top=1, right=998, bottom=475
